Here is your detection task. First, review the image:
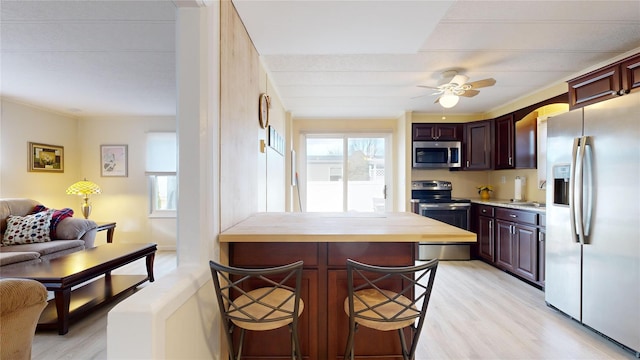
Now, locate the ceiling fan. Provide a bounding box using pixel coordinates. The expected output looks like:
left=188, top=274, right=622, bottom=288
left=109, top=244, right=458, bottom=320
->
left=417, top=70, right=496, bottom=108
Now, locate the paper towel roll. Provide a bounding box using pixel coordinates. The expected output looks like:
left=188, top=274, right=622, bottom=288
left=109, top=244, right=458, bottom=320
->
left=514, top=177, right=523, bottom=201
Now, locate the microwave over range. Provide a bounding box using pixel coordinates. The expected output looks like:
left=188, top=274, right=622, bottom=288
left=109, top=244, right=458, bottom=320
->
left=412, top=140, right=462, bottom=168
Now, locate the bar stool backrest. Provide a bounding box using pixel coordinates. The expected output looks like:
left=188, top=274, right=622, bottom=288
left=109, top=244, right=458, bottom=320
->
left=344, top=258, right=438, bottom=360
left=209, top=260, right=304, bottom=360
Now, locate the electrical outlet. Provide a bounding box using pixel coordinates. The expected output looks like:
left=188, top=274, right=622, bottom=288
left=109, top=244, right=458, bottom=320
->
left=500, top=176, right=506, bottom=184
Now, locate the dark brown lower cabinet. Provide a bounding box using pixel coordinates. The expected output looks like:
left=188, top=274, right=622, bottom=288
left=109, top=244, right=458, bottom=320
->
left=230, top=241, right=414, bottom=360
left=477, top=215, right=494, bottom=262
left=472, top=204, right=545, bottom=287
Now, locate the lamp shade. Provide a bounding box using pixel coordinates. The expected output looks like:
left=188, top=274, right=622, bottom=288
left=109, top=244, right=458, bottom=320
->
left=66, top=179, right=102, bottom=195
left=439, top=93, right=460, bottom=109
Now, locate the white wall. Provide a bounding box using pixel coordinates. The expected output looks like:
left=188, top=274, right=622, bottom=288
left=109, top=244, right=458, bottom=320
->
left=0, top=99, right=179, bottom=248
left=78, top=116, right=177, bottom=248
left=0, top=100, right=82, bottom=207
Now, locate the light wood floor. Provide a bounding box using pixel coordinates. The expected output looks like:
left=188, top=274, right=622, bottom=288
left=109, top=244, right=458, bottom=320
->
left=31, top=256, right=635, bottom=359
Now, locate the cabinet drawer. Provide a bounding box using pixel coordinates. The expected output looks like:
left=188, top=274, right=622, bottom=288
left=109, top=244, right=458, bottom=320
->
left=495, top=208, right=537, bottom=225
left=328, top=242, right=414, bottom=268
left=539, top=214, right=546, bottom=228
left=477, top=205, right=495, bottom=217
left=231, top=242, right=320, bottom=267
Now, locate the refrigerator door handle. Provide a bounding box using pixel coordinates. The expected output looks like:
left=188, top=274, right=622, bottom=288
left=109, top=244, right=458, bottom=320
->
left=570, top=137, right=587, bottom=244
left=569, top=137, right=580, bottom=243
left=583, top=136, right=594, bottom=241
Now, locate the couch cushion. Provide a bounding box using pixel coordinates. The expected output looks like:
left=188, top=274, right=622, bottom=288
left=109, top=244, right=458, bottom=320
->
left=29, top=205, right=74, bottom=238
left=2, top=209, right=55, bottom=246
left=0, top=240, right=84, bottom=257
left=0, top=251, right=41, bottom=266
left=0, top=199, right=41, bottom=235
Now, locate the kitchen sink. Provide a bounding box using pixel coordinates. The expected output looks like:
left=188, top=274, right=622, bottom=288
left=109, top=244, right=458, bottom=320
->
left=513, top=201, right=545, bottom=208
left=493, top=200, right=546, bottom=208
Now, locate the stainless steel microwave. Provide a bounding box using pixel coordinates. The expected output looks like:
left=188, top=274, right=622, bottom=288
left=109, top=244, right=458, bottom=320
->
left=412, top=141, right=462, bottom=168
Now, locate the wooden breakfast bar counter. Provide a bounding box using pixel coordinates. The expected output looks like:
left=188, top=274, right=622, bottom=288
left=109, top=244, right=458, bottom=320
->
left=219, top=212, right=476, bottom=360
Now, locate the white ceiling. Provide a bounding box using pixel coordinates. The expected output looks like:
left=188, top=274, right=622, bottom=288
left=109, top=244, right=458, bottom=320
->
left=2, top=1, right=640, bottom=118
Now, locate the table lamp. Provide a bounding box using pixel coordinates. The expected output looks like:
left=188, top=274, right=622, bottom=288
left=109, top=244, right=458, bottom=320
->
left=66, top=178, right=102, bottom=219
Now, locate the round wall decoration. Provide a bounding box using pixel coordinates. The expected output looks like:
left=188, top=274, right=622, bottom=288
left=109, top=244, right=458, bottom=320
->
left=258, top=93, right=270, bottom=129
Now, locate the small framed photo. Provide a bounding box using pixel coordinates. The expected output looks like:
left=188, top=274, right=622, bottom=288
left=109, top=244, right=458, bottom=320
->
left=29, top=142, right=64, bottom=172
left=101, top=145, right=128, bottom=177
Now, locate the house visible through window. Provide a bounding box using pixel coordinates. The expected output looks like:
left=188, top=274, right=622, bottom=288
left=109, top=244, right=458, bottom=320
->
left=146, top=132, right=177, bottom=217
left=305, top=134, right=390, bottom=212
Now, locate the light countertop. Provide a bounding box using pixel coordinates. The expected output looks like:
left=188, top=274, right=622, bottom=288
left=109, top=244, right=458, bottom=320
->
left=219, top=212, right=477, bottom=243
left=471, top=199, right=546, bottom=214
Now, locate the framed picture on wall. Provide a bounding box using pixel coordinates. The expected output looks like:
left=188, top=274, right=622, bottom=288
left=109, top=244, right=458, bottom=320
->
left=28, top=142, right=64, bottom=172
left=101, top=144, right=128, bottom=177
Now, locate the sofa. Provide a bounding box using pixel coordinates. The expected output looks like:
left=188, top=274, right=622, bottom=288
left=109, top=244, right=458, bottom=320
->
left=0, top=278, right=48, bottom=360
left=0, top=198, right=97, bottom=270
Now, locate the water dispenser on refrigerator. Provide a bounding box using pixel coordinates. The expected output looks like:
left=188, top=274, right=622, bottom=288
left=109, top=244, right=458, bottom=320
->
left=553, top=165, right=570, bottom=206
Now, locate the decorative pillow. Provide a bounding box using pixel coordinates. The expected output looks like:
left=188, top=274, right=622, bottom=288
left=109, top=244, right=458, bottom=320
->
left=2, top=209, right=55, bottom=246
left=30, top=205, right=74, bottom=238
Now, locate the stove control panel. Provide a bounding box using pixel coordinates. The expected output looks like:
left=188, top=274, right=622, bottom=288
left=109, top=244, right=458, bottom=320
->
left=411, top=180, right=452, bottom=191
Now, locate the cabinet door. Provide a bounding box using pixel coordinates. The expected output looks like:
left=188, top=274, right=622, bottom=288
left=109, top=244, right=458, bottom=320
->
left=435, top=124, right=462, bottom=140
left=234, top=270, right=319, bottom=359
left=477, top=216, right=494, bottom=263
left=515, top=114, right=536, bottom=169
left=495, top=220, right=514, bottom=270
left=513, top=224, right=538, bottom=282
left=494, top=114, right=515, bottom=169
left=412, top=123, right=437, bottom=140
left=328, top=270, right=405, bottom=359
left=621, top=54, right=640, bottom=94
left=568, top=65, right=620, bottom=109
left=464, top=120, right=492, bottom=170
left=413, top=123, right=461, bottom=141
left=538, top=227, right=546, bottom=286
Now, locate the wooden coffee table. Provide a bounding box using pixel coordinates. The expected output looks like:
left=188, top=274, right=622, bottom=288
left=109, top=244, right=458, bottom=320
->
left=0, top=243, right=157, bottom=335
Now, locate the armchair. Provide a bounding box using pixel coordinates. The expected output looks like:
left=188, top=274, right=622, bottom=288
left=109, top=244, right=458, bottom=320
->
left=0, top=278, right=48, bottom=360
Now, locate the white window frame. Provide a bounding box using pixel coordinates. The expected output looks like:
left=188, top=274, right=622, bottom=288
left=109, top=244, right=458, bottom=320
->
left=146, top=132, right=177, bottom=218
left=148, top=173, right=177, bottom=218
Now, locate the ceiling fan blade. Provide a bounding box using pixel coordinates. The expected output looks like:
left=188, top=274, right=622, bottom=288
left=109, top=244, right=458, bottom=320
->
left=417, top=85, right=440, bottom=90
left=411, top=94, right=430, bottom=99
left=434, top=96, right=441, bottom=104
left=460, top=89, right=480, bottom=97
left=467, top=78, right=496, bottom=89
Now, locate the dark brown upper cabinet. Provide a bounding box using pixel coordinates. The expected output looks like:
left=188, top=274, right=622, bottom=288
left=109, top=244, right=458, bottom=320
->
left=568, top=52, right=640, bottom=110
left=494, top=114, right=515, bottom=169
left=463, top=120, right=493, bottom=170
left=412, top=123, right=462, bottom=141
left=514, top=111, right=537, bottom=169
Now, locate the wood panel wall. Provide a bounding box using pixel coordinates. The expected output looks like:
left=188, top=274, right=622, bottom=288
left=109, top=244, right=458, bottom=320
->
left=220, top=1, right=260, bottom=230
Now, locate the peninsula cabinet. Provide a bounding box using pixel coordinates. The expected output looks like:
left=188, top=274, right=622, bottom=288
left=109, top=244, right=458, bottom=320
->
left=412, top=123, right=462, bottom=141
left=568, top=52, right=640, bottom=109
left=230, top=241, right=414, bottom=360
left=463, top=120, right=493, bottom=170
left=220, top=212, right=476, bottom=360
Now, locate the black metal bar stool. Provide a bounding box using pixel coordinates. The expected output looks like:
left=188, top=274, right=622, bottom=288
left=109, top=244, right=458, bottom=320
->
left=209, top=260, right=304, bottom=360
left=343, top=258, right=439, bottom=360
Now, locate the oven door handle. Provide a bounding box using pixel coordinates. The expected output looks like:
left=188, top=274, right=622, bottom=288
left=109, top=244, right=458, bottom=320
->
left=418, top=203, right=471, bottom=210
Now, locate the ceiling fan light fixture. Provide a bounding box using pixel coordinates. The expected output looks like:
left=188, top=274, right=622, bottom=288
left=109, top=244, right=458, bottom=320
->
left=439, top=93, right=459, bottom=108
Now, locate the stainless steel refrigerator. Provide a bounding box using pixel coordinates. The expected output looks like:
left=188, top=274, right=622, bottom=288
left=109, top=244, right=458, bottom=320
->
left=545, top=92, right=639, bottom=355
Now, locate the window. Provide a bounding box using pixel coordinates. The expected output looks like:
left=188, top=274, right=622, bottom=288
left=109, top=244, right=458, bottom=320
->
left=146, top=132, right=177, bottom=217
left=305, top=134, right=390, bottom=212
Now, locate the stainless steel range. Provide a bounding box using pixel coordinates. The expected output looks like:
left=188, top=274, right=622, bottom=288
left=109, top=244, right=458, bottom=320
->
left=411, top=180, right=471, bottom=260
